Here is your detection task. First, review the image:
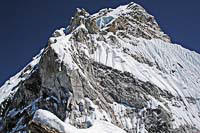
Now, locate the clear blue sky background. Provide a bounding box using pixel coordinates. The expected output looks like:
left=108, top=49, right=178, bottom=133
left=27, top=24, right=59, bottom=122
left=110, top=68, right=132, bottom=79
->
left=0, top=0, right=200, bottom=86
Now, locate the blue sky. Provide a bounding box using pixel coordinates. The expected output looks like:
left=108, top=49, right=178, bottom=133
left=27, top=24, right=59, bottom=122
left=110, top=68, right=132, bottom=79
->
left=0, top=0, right=200, bottom=86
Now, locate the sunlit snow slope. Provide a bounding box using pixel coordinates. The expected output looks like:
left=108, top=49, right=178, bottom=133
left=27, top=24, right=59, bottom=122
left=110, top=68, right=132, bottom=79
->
left=0, top=2, right=200, bottom=133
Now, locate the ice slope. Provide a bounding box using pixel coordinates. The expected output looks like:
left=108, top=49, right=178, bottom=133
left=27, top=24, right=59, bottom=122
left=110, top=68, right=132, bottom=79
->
left=92, top=35, right=200, bottom=97
left=90, top=34, right=200, bottom=128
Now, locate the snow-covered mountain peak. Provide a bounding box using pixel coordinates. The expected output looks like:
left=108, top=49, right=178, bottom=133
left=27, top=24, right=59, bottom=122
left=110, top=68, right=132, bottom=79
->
left=67, top=2, right=171, bottom=43
left=0, top=2, right=200, bottom=133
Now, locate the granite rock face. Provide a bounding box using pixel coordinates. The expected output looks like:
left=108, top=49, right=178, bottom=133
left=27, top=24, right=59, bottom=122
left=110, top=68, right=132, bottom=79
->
left=1, top=2, right=200, bottom=133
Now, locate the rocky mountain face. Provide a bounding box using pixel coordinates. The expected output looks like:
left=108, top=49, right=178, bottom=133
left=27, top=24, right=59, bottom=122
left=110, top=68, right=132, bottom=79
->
left=1, top=2, right=200, bottom=133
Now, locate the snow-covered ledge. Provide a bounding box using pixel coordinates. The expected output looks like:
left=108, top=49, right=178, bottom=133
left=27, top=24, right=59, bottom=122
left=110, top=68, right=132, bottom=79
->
left=29, top=109, right=67, bottom=133
left=29, top=109, right=126, bottom=133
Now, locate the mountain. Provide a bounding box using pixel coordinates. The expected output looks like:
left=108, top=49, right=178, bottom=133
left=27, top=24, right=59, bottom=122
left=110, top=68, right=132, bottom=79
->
left=1, top=2, right=200, bottom=133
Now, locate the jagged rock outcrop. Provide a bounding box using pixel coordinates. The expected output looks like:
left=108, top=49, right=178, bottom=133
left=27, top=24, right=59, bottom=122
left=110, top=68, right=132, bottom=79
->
left=0, top=2, right=200, bottom=133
